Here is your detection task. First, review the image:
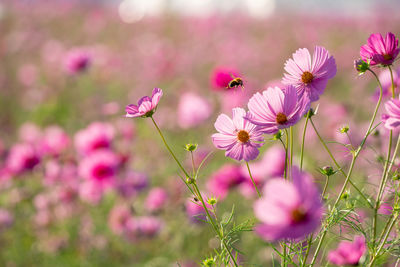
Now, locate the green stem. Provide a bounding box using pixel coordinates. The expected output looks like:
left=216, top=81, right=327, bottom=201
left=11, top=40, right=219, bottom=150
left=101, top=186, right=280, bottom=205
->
left=388, top=65, right=396, bottom=98
left=284, top=129, right=289, bottom=179
left=310, top=68, right=384, bottom=266
left=245, top=161, right=261, bottom=198
left=300, top=116, right=310, bottom=171
left=322, top=176, right=330, bottom=199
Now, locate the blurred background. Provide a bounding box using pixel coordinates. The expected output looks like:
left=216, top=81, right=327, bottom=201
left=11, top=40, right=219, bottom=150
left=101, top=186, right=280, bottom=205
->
left=0, top=0, right=399, bottom=266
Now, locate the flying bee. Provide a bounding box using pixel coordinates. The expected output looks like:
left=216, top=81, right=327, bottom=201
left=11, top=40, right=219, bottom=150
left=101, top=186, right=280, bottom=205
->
left=226, top=74, right=244, bottom=90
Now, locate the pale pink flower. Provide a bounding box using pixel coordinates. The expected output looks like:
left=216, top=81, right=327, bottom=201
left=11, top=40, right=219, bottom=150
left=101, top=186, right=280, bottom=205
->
left=145, top=187, right=168, bottom=212
left=246, top=86, right=309, bottom=134
left=327, top=236, right=366, bottom=266
left=40, top=126, right=70, bottom=156
left=212, top=108, right=264, bottom=162
left=254, top=167, right=323, bottom=241
left=382, top=96, right=400, bottom=130
left=177, top=92, right=212, bottom=129
left=108, top=204, right=132, bottom=235
left=283, top=46, right=337, bottom=102
left=125, top=88, right=163, bottom=118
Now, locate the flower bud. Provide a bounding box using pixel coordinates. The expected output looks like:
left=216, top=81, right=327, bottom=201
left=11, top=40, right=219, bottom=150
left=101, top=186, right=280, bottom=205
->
left=341, top=190, right=350, bottom=200
left=354, top=59, right=369, bottom=75
left=319, top=166, right=336, bottom=177
left=207, top=197, right=217, bottom=205
left=185, top=143, right=198, bottom=152
left=202, top=257, right=215, bottom=267
left=393, top=171, right=400, bottom=181
left=186, top=177, right=196, bottom=184
left=339, top=125, right=349, bottom=134
left=273, top=130, right=282, bottom=140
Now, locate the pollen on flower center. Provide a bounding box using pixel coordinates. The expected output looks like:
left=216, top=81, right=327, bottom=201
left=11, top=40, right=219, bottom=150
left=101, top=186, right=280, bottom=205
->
left=237, top=130, right=250, bottom=143
left=276, top=113, right=288, bottom=125
left=383, top=54, right=393, bottom=60
left=301, top=71, right=314, bottom=84
left=291, top=207, right=307, bottom=223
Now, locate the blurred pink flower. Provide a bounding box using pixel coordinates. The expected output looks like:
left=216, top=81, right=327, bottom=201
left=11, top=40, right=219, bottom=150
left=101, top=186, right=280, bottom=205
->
left=74, top=122, right=115, bottom=155
left=283, top=46, right=337, bottom=102
left=372, top=67, right=400, bottom=101
left=102, top=102, right=120, bottom=115
left=78, top=150, right=120, bottom=189
left=17, top=63, right=38, bottom=87
left=206, top=164, right=245, bottom=199
left=246, top=86, right=308, bottom=134
left=212, top=107, right=264, bottom=162
left=327, top=236, right=366, bottom=266
left=108, top=204, right=132, bottom=235
left=125, top=88, right=163, bottom=118
left=18, top=122, right=42, bottom=144
left=219, top=90, right=249, bottom=114
left=210, top=66, right=240, bottom=91
left=145, top=187, right=168, bottom=212
left=243, top=145, right=286, bottom=179
left=6, top=143, right=40, bottom=175
left=40, top=126, right=70, bottom=157
left=382, top=96, right=400, bottom=130
left=254, top=167, right=323, bottom=241
left=79, top=181, right=104, bottom=205
left=185, top=198, right=209, bottom=223
left=0, top=209, right=13, bottom=230
left=64, top=48, right=91, bottom=75
left=136, top=216, right=164, bottom=237
left=360, top=32, right=399, bottom=66
left=177, top=92, right=212, bottom=129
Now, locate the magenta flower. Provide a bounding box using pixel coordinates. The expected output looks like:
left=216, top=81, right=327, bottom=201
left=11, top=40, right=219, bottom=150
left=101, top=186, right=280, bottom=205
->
left=125, top=88, right=163, bottom=118
left=360, top=32, right=400, bottom=66
left=283, top=46, right=337, bottom=102
left=254, top=167, right=323, bottom=241
left=210, top=66, right=240, bottom=91
left=64, top=48, right=91, bottom=75
left=6, top=143, right=40, bottom=175
left=206, top=164, right=245, bottom=199
left=246, top=86, right=309, bottom=134
left=382, top=97, right=400, bottom=130
left=212, top=108, right=264, bottom=162
left=327, top=236, right=366, bottom=266
left=78, top=149, right=120, bottom=189
left=74, top=122, right=115, bottom=155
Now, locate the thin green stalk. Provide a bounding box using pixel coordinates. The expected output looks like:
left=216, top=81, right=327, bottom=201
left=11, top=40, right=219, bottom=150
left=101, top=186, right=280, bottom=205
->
left=388, top=65, right=396, bottom=98
left=322, top=176, right=330, bottom=199
left=310, top=68, right=384, bottom=266
left=300, top=117, right=310, bottom=171
left=310, top=118, right=372, bottom=207
left=245, top=161, right=261, bottom=198
left=151, top=117, right=239, bottom=267
left=284, top=129, right=289, bottom=179
left=290, top=126, right=294, bottom=177
left=279, top=136, right=288, bottom=179
left=190, top=151, right=196, bottom=177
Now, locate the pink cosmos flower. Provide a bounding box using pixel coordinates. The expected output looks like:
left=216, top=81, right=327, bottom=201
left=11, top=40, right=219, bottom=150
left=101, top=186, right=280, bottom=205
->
left=40, top=126, right=70, bottom=157
left=327, top=236, right=366, bottom=266
left=360, top=32, right=400, bottom=66
left=185, top=196, right=213, bottom=224
left=210, top=66, right=240, bottom=90
left=206, top=164, right=245, bottom=199
left=108, top=204, right=132, bottom=235
left=117, top=171, right=148, bottom=198
left=382, top=97, right=400, bottom=130
left=6, top=143, right=40, bottom=175
left=64, top=48, right=91, bottom=75
left=254, top=167, right=323, bottom=241
left=125, top=88, right=163, bottom=118
left=212, top=108, right=264, bottom=162
left=177, top=92, right=212, bottom=129
left=136, top=216, right=164, bottom=238
left=246, top=86, right=309, bottom=134
left=145, top=187, right=168, bottom=212
left=283, top=46, right=337, bottom=102
left=78, top=149, right=120, bottom=189
left=372, top=67, right=400, bottom=101
left=74, top=122, right=115, bottom=155
left=0, top=209, right=14, bottom=230
left=79, top=181, right=104, bottom=205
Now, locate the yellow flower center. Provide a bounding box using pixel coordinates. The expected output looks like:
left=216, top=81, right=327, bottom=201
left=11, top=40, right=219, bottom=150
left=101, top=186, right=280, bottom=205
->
left=237, top=130, right=250, bottom=143
left=301, top=71, right=314, bottom=84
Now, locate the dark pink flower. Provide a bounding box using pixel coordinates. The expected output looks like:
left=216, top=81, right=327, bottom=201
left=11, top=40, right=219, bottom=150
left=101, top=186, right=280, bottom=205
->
left=74, top=122, right=115, bottom=155
left=64, top=48, right=91, bottom=75
left=254, top=167, right=323, bottom=241
left=125, top=88, right=163, bottom=118
left=206, top=164, right=245, bottom=199
left=212, top=108, right=264, bottom=162
left=6, top=143, right=40, bottom=175
left=360, top=32, right=400, bottom=66
left=210, top=66, right=240, bottom=91
left=327, top=236, right=366, bottom=266
left=283, top=46, right=337, bottom=102
left=78, top=150, right=120, bottom=189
